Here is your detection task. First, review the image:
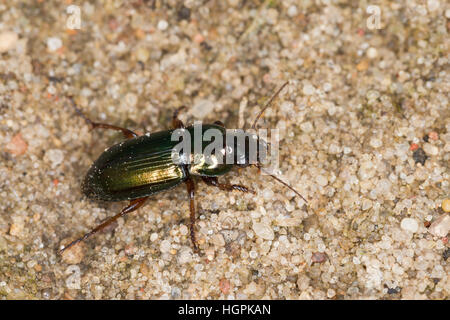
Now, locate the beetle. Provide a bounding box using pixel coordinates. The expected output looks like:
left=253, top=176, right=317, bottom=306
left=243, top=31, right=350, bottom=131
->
left=59, top=82, right=307, bottom=255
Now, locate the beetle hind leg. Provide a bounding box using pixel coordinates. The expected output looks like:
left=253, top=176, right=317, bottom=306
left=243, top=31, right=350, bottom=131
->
left=67, top=96, right=138, bottom=139
left=58, top=197, right=148, bottom=255
left=202, top=176, right=255, bottom=194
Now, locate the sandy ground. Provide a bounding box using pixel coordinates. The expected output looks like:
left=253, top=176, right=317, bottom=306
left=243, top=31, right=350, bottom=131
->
left=0, top=1, right=449, bottom=299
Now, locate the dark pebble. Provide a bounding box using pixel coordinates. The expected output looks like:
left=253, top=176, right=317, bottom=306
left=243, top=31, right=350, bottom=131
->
left=422, top=134, right=429, bottom=142
left=412, top=148, right=427, bottom=165
left=311, top=252, right=327, bottom=263
left=177, top=6, right=191, bottom=21
left=387, top=286, right=401, bottom=294
left=443, top=248, right=450, bottom=261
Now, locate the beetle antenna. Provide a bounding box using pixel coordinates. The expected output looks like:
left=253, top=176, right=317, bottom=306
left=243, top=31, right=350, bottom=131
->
left=254, top=164, right=308, bottom=204
left=250, top=81, right=289, bottom=131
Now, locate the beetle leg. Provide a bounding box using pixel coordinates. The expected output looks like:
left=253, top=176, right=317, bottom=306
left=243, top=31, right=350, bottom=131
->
left=67, top=96, right=138, bottom=139
left=201, top=176, right=255, bottom=194
left=58, top=197, right=148, bottom=255
left=172, top=105, right=187, bottom=129
left=185, top=178, right=200, bottom=253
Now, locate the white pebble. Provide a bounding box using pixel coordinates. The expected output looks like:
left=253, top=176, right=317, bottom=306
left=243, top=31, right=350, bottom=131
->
left=0, top=31, right=18, bottom=53
left=47, top=37, right=63, bottom=52
left=423, top=143, right=438, bottom=156
left=262, top=188, right=274, bottom=200
left=316, top=175, right=328, bottom=187
left=366, top=47, right=378, bottom=59
left=191, top=99, right=214, bottom=119
left=253, top=222, right=274, bottom=240
left=45, top=149, right=64, bottom=168
left=400, top=218, right=419, bottom=233
left=150, top=233, right=158, bottom=242
left=177, top=248, right=192, bottom=264
left=362, top=199, right=372, bottom=211
left=179, top=225, right=188, bottom=236
left=124, top=93, right=138, bottom=108
left=300, top=121, right=313, bottom=133
left=427, top=0, right=440, bottom=11
left=369, top=137, right=382, bottom=148
left=160, top=240, right=171, bottom=253
left=327, top=289, right=336, bottom=298
left=287, top=5, right=298, bottom=17
left=157, top=20, right=169, bottom=31
left=302, top=84, right=315, bottom=95
left=428, top=214, right=450, bottom=237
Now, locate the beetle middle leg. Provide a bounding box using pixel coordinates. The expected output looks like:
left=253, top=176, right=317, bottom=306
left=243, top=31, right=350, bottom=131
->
left=201, top=176, right=255, bottom=194
left=67, top=97, right=138, bottom=139
left=59, top=196, right=148, bottom=254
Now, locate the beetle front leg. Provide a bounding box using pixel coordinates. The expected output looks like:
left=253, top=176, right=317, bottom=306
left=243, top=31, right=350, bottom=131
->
left=185, top=178, right=200, bottom=253
left=172, top=106, right=186, bottom=129
left=202, top=176, right=255, bottom=194
left=58, top=196, right=148, bottom=255
left=67, top=96, right=139, bottom=139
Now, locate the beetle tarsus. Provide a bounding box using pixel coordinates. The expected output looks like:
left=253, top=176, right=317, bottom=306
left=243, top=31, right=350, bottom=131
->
left=66, top=96, right=139, bottom=139
left=58, top=197, right=148, bottom=255
left=202, top=176, right=255, bottom=194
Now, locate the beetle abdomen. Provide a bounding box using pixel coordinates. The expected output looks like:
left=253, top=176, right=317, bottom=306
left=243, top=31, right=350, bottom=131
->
left=82, top=131, right=187, bottom=201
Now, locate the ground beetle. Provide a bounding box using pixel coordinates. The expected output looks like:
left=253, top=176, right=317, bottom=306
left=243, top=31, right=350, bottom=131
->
left=59, top=82, right=307, bottom=255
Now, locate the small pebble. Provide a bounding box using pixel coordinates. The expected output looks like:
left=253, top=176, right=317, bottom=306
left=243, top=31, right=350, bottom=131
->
left=412, top=148, right=427, bottom=165
left=287, top=5, right=298, bottom=17
left=428, top=214, right=450, bottom=237
left=252, top=222, right=274, bottom=240
left=356, top=59, right=369, bottom=71
left=400, top=218, right=419, bottom=233
left=9, top=221, right=24, bottom=237
left=428, top=131, right=438, bottom=141
left=157, top=20, right=168, bottom=31
left=177, top=6, right=191, bottom=20
left=0, top=31, right=18, bottom=52
left=316, top=175, right=328, bottom=187
left=423, top=143, right=438, bottom=156
left=369, top=137, right=382, bottom=148
left=442, top=199, right=450, bottom=213
left=366, top=47, right=378, bottom=59
left=135, top=47, right=150, bottom=62
left=160, top=240, right=171, bottom=253
left=219, top=279, right=231, bottom=295
left=47, top=37, right=63, bottom=52
left=60, top=240, right=85, bottom=264
left=302, top=84, right=315, bottom=95
left=211, top=233, right=225, bottom=247
left=5, top=133, right=28, bottom=156
left=191, top=99, right=214, bottom=119
left=179, top=225, right=188, bottom=236
left=44, top=149, right=64, bottom=168
left=311, top=252, right=327, bottom=263
left=177, top=248, right=192, bottom=264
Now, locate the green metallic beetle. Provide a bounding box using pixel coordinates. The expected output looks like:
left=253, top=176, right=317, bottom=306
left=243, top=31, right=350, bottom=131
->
left=59, top=82, right=307, bottom=255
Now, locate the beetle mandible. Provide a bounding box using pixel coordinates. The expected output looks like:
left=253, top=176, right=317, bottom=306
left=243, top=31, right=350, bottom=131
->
left=59, top=82, right=307, bottom=255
